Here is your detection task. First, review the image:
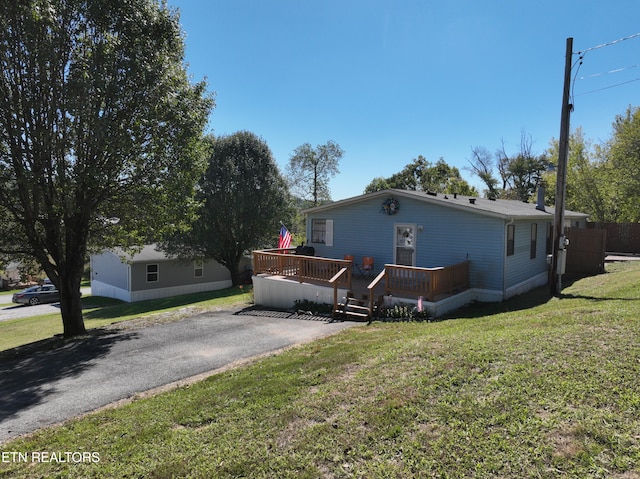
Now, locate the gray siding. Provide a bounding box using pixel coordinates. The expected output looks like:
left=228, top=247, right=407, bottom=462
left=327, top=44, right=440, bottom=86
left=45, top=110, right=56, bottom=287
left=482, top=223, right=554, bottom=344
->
left=130, top=259, right=229, bottom=292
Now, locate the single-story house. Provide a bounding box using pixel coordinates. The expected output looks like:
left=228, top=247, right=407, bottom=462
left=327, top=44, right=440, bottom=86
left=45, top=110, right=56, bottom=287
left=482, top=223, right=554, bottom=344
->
left=90, top=245, right=233, bottom=302
left=252, top=189, right=590, bottom=317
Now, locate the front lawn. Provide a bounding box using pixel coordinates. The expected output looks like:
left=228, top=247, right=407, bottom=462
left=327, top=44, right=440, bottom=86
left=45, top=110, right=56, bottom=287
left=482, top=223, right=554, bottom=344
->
left=0, top=286, right=253, bottom=352
left=1, top=264, right=639, bottom=478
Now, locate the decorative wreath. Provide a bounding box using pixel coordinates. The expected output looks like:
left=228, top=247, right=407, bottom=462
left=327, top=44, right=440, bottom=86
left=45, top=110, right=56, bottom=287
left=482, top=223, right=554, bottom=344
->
left=381, top=197, right=400, bottom=215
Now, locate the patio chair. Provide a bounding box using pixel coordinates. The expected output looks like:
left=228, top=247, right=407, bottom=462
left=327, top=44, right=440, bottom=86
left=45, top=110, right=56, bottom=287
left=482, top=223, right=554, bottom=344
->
left=355, top=256, right=375, bottom=279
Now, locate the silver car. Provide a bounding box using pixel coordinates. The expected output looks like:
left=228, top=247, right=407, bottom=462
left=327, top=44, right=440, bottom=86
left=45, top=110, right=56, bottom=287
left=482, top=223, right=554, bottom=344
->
left=12, top=285, right=60, bottom=306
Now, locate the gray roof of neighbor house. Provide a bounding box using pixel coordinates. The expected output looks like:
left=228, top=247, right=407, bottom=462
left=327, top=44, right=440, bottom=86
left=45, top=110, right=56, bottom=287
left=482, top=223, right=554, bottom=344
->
left=109, top=244, right=172, bottom=263
left=302, top=189, right=590, bottom=221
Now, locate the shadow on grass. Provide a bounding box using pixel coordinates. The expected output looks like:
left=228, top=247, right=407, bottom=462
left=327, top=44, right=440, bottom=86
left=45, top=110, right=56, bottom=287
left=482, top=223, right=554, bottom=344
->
left=82, top=286, right=249, bottom=321
left=0, top=329, right=138, bottom=425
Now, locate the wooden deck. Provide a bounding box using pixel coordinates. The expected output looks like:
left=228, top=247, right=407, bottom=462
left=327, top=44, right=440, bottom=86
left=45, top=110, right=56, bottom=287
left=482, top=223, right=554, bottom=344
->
left=253, top=249, right=471, bottom=321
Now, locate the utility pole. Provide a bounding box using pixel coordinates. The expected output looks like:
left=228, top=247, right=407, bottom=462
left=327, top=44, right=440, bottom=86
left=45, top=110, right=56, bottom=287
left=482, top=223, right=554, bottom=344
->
left=550, top=37, right=573, bottom=296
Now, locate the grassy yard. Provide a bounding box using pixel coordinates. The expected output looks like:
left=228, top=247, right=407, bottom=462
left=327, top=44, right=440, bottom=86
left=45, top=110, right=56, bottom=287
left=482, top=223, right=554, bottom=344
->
left=0, top=285, right=253, bottom=352
left=1, top=264, right=639, bottom=478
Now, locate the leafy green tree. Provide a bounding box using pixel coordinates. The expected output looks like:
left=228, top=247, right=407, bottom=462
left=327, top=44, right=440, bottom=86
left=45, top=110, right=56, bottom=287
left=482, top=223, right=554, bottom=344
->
left=365, top=156, right=478, bottom=196
left=546, top=127, right=610, bottom=221
left=162, top=132, right=292, bottom=285
left=601, top=106, right=640, bottom=222
left=286, top=141, right=343, bottom=206
left=0, top=0, right=213, bottom=337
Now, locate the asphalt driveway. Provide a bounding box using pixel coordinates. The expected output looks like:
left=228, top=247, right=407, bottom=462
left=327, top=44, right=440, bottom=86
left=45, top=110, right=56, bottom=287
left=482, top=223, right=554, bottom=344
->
left=0, top=307, right=357, bottom=443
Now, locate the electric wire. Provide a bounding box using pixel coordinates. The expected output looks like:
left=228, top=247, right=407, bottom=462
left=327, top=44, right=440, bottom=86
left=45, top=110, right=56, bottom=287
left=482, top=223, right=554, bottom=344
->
left=577, top=64, right=640, bottom=80
left=576, top=32, right=640, bottom=54
left=569, top=32, right=640, bottom=101
left=574, top=76, right=640, bottom=97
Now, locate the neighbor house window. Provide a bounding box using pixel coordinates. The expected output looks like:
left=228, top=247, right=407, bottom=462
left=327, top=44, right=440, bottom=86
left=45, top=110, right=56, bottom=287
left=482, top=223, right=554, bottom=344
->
left=530, top=223, right=538, bottom=259
left=194, top=261, right=203, bottom=278
left=546, top=223, right=553, bottom=254
left=146, top=264, right=159, bottom=282
left=506, top=224, right=515, bottom=256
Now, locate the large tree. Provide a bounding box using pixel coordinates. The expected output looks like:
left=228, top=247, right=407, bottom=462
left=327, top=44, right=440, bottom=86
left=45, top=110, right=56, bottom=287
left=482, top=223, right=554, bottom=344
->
left=365, top=156, right=478, bottom=196
left=286, top=141, right=343, bottom=206
left=162, top=131, right=292, bottom=286
left=546, top=127, right=611, bottom=221
left=601, top=106, right=640, bottom=222
left=0, top=0, right=213, bottom=337
left=468, top=132, right=550, bottom=201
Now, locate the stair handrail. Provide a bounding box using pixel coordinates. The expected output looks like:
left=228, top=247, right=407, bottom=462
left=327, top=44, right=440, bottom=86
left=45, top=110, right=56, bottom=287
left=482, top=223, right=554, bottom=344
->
left=329, top=267, right=350, bottom=319
left=367, top=269, right=387, bottom=316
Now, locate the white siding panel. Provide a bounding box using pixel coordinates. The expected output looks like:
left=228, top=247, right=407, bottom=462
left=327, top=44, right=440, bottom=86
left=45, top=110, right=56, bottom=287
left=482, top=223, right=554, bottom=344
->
left=253, top=275, right=348, bottom=310
left=129, top=280, right=232, bottom=302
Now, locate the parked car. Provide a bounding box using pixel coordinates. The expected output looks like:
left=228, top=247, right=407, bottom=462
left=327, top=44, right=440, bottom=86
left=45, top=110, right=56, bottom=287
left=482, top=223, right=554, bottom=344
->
left=12, top=284, right=60, bottom=306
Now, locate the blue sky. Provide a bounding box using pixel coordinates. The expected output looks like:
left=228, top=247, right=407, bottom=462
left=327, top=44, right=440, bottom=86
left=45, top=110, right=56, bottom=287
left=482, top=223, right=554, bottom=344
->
left=169, top=0, right=640, bottom=200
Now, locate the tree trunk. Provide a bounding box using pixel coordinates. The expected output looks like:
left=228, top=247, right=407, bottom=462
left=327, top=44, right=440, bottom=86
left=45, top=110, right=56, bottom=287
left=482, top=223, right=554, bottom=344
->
left=228, top=262, right=241, bottom=286
left=58, top=265, right=86, bottom=338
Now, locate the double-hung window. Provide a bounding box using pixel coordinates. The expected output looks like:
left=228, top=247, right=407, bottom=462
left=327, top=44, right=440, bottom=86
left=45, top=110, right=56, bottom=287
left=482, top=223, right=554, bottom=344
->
left=194, top=261, right=204, bottom=278
left=311, top=219, right=333, bottom=246
left=146, top=264, right=159, bottom=282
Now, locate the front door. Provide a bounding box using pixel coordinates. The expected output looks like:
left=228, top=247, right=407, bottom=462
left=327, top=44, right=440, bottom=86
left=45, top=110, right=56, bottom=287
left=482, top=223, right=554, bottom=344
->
left=394, top=224, right=416, bottom=266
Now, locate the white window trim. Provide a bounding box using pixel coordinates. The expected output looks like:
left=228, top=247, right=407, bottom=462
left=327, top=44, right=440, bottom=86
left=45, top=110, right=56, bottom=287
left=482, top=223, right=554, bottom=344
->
left=311, top=219, right=333, bottom=246
left=146, top=263, right=159, bottom=283
left=194, top=261, right=204, bottom=278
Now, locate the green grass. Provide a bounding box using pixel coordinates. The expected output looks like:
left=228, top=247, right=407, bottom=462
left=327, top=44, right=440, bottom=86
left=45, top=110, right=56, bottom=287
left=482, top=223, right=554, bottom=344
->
left=1, top=264, right=640, bottom=478
left=0, top=285, right=253, bottom=352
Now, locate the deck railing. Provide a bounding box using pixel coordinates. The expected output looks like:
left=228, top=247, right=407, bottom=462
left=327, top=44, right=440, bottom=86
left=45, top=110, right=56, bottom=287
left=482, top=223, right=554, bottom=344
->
left=383, top=260, right=470, bottom=302
left=253, top=249, right=470, bottom=314
left=253, top=249, right=352, bottom=289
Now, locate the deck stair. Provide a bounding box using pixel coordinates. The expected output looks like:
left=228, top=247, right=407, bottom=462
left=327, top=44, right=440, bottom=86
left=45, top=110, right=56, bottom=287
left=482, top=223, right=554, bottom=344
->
left=334, top=293, right=372, bottom=321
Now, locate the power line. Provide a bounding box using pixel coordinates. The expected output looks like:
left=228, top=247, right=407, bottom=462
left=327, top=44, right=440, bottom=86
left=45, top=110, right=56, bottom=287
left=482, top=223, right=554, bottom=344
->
left=575, top=76, right=640, bottom=97
left=576, top=32, right=640, bottom=54
left=569, top=33, right=640, bottom=101
left=578, top=63, right=640, bottom=80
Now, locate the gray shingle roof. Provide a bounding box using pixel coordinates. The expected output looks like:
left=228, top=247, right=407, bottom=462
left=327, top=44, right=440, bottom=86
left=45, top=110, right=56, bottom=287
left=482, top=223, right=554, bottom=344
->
left=303, top=189, right=590, bottom=220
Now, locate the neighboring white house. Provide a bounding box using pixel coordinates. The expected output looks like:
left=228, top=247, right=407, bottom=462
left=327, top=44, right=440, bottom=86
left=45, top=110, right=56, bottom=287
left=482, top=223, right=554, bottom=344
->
left=90, top=245, right=232, bottom=302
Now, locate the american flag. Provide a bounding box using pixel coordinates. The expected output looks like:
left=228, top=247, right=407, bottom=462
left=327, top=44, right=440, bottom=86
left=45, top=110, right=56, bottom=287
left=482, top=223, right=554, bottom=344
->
left=278, top=225, right=292, bottom=249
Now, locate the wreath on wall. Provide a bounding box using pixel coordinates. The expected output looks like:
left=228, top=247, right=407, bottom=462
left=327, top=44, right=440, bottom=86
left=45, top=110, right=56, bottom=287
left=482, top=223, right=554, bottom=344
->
left=381, top=197, right=400, bottom=215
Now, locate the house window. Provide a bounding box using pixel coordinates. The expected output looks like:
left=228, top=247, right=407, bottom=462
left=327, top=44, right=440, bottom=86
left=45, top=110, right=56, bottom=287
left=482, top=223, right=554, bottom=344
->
left=506, top=224, right=515, bottom=256
left=311, top=219, right=333, bottom=245
left=311, top=219, right=326, bottom=244
left=194, top=261, right=203, bottom=278
left=530, top=223, right=538, bottom=259
left=546, top=223, right=553, bottom=254
left=146, top=264, right=159, bottom=283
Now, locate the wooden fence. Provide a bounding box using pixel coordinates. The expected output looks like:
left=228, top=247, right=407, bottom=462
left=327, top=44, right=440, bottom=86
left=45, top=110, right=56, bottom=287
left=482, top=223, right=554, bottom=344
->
left=566, top=227, right=607, bottom=274
left=587, top=222, right=640, bottom=254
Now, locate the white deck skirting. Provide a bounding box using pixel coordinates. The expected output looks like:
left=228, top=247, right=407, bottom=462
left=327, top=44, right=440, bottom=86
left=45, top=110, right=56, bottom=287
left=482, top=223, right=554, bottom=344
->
left=253, top=270, right=551, bottom=318
left=252, top=274, right=350, bottom=310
